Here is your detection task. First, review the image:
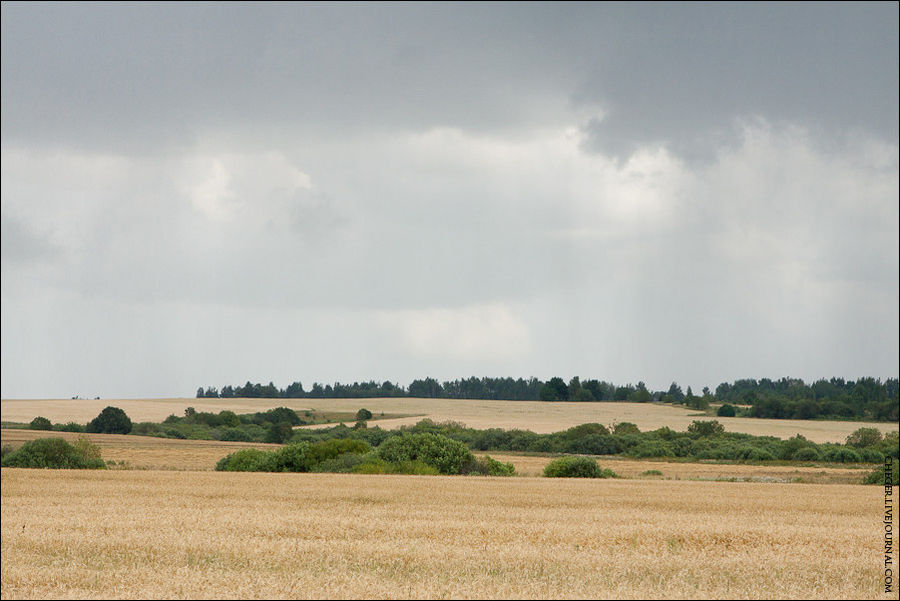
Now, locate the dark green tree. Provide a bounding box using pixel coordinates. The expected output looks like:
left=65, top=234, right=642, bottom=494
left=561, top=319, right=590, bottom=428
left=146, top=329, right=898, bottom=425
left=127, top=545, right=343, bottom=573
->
left=540, top=377, right=569, bottom=402
left=716, top=404, right=736, bottom=417
left=29, top=416, right=53, bottom=431
left=86, top=406, right=132, bottom=434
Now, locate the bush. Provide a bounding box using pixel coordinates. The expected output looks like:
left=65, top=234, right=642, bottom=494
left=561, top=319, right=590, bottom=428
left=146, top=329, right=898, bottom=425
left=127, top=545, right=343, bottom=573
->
left=389, top=460, right=441, bottom=475
left=215, top=448, right=275, bottom=472
left=29, top=416, right=53, bottom=430
left=218, top=427, right=253, bottom=442
left=779, top=434, right=814, bottom=460
left=218, top=411, right=241, bottom=428
left=863, top=458, right=899, bottom=485
left=741, top=447, right=776, bottom=462
left=716, top=404, right=737, bottom=417
left=687, top=420, right=725, bottom=437
left=823, top=447, right=862, bottom=463
left=264, top=422, right=294, bottom=444
left=53, top=422, right=85, bottom=433
left=355, top=408, right=373, bottom=421
left=306, top=439, right=371, bottom=467
left=845, top=427, right=882, bottom=448
left=377, top=433, right=474, bottom=475
left=1, top=437, right=106, bottom=469
left=563, top=423, right=611, bottom=438
left=463, top=455, right=516, bottom=476
left=627, top=441, right=675, bottom=458
left=543, top=456, right=603, bottom=478
left=271, top=442, right=311, bottom=472
left=859, top=448, right=885, bottom=463
left=612, top=422, right=640, bottom=436
left=311, top=452, right=371, bottom=473
left=86, top=406, right=132, bottom=434
left=791, top=447, right=821, bottom=461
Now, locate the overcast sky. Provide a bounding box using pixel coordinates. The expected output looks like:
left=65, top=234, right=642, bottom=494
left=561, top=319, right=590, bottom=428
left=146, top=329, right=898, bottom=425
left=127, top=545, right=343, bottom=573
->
left=2, top=2, right=898, bottom=399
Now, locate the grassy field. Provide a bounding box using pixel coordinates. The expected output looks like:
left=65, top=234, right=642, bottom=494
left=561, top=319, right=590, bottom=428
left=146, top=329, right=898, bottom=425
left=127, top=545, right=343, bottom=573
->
left=2, top=468, right=892, bottom=599
left=3, top=397, right=897, bottom=443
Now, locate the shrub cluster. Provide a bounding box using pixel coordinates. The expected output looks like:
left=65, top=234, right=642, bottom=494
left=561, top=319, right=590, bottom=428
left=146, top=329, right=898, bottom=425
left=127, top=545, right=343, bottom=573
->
left=542, top=456, right=616, bottom=478
left=863, top=458, right=899, bottom=485
left=215, top=433, right=516, bottom=477
left=1, top=437, right=106, bottom=469
left=133, top=406, right=302, bottom=442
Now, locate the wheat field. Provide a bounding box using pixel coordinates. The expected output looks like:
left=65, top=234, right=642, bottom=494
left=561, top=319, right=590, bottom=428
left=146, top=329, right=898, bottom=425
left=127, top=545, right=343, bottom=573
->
left=3, top=397, right=897, bottom=443
left=1, top=468, right=892, bottom=599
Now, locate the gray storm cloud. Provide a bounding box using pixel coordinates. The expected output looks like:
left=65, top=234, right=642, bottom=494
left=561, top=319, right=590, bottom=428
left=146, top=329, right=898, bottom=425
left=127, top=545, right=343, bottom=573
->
left=2, top=3, right=897, bottom=398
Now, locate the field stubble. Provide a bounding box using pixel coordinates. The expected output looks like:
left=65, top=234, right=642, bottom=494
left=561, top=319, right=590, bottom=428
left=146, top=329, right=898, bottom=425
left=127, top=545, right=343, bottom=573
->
left=0, top=469, right=890, bottom=599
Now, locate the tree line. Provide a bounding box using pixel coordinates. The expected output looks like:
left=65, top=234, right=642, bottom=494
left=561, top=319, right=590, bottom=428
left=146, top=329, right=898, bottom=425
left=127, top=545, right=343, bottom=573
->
left=194, top=375, right=899, bottom=422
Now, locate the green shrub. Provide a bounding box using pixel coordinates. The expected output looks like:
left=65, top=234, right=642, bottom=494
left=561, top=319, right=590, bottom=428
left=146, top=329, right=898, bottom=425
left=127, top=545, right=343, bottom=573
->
left=779, top=434, right=814, bottom=460
left=355, top=408, right=373, bottom=421
left=741, top=447, right=776, bottom=462
left=641, top=469, right=663, bottom=476
left=463, top=455, right=516, bottom=476
left=390, top=460, right=441, bottom=475
left=218, top=410, right=241, bottom=428
left=563, top=423, right=611, bottom=439
left=687, top=420, right=725, bottom=437
left=377, top=433, right=473, bottom=475
left=264, top=422, right=294, bottom=444
left=627, top=441, right=674, bottom=458
left=0, top=437, right=106, bottom=469
left=311, top=452, right=371, bottom=473
left=53, top=422, right=86, bottom=433
left=845, top=427, right=882, bottom=448
left=823, top=447, right=862, bottom=463
left=218, top=427, right=253, bottom=442
left=306, top=439, right=371, bottom=467
left=352, top=457, right=393, bottom=474
left=349, top=457, right=440, bottom=475
left=876, top=432, right=899, bottom=459
left=543, top=456, right=602, bottom=478
left=863, top=458, right=899, bottom=485
left=859, top=448, right=885, bottom=463
left=215, top=448, right=275, bottom=472
left=612, top=422, right=640, bottom=436
left=716, top=404, right=737, bottom=417
left=29, top=416, right=53, bottom=430
left=271, top=442, right=311, bottom=472
left=86, top=406, right=132, bottom=434
left=791, top=447, right=821, bottom=461
left=1, top=444, right=14, bottom=459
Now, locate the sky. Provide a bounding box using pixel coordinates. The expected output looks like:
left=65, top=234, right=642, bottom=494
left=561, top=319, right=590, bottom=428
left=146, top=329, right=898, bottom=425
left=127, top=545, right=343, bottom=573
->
left=1, top=2, right=898, bottom=399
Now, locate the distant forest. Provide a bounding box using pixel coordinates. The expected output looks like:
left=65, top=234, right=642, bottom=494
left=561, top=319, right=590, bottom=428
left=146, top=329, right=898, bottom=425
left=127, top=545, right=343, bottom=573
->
left=196, top=376, right=899, bottom=422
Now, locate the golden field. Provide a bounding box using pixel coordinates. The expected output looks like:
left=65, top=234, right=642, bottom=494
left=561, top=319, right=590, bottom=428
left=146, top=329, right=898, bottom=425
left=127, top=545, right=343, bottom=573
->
left=2, top=468, right=894, bottom=600
left=3, top=397, right=897, bottom=443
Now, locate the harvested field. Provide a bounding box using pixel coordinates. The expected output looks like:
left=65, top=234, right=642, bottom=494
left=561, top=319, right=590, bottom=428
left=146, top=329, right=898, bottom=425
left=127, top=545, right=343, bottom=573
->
left=1, top=469, right=891, bottom=599
left=3, top=397, right=897, bottom=443
left=484, top=453, right=874, bottom=484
